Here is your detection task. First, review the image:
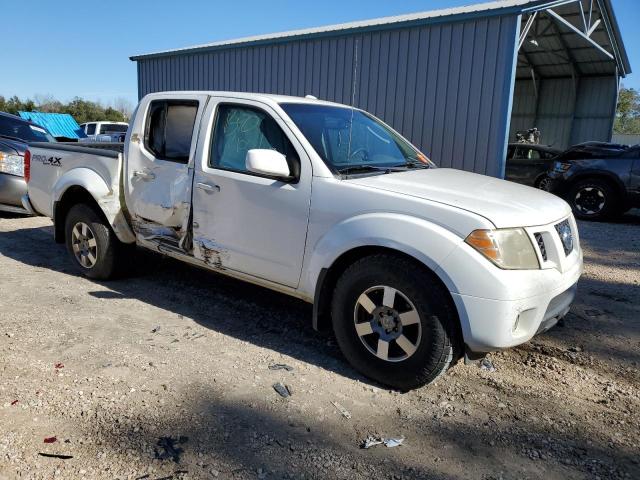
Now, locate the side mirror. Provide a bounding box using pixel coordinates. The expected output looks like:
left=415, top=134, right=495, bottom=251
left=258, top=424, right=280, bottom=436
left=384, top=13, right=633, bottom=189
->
left=245, top=149, right=292, bottom=180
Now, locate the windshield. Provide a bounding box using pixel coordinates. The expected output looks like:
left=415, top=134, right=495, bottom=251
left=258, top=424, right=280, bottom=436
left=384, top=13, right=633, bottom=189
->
left=0, top=116, right=55, bottom=143
left=280, top=103, right=433, bottom=173
left=100, top=123, right=128, bottom=134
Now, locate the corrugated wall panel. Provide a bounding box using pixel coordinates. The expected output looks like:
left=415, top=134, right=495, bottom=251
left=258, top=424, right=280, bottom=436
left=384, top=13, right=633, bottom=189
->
left=509, top=75, right=617, bottom=149
left=136, top=15, right=520, bottom=177
left=571, top=76, right=617, bottom=144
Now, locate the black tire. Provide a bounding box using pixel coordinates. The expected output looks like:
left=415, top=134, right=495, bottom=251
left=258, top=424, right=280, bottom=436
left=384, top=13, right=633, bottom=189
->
left=331, top=254, right=460, bottom=390
left=64, top=203, right=129, bottom=280
left=567, top=178, right=620, bottom=221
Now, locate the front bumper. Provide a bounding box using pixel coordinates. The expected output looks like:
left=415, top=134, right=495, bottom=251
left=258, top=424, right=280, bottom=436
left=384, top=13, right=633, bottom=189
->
left=451, top=260, right=581, bottom=352
left=0, top=173, right=28, bottom=214
left=438, top=215, right=583, bottom=353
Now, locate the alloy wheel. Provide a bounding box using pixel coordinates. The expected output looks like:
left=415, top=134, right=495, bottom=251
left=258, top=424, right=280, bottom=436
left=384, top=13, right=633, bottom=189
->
left=71, top=222, right=98, bottom=268
left=574, top=186, right=606, bottom=215
left=353, top=285, right=422, bottom=362
left=537, top=176, right=552, bottom=191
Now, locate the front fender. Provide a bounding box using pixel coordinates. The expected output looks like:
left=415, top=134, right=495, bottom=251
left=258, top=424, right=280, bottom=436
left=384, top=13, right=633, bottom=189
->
left=53, top=168, right=135, bottom=243
left=302, top=213, right=465, bottom=297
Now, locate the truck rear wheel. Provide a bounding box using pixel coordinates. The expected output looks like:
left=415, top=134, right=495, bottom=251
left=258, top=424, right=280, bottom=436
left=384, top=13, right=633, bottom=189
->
left=331, top=254, right=459, bottom=390
left=64, top=204, right=126, bottom=280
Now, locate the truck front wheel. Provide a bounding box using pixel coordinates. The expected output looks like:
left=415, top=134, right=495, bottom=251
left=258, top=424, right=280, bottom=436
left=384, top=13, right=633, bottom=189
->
left=64, top=203, right=126, bottom=280
left=331, top=254, right=460, bottom=390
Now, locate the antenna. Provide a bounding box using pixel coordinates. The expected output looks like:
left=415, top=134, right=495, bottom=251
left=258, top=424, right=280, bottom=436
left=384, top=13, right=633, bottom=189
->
left=347, top=38, right=359, bottom=164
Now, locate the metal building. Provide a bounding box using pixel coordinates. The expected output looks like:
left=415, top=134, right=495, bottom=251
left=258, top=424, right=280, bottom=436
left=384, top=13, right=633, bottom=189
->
left=130, top=0, right=630, bottom=178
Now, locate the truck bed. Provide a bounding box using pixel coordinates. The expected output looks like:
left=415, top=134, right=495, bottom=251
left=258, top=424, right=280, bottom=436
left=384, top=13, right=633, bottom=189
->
left=27, top=141, right=124, bottom=221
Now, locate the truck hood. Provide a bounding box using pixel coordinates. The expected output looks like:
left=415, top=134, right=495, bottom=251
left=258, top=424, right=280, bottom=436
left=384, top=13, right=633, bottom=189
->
left=348, top=168, right=571, bottom=228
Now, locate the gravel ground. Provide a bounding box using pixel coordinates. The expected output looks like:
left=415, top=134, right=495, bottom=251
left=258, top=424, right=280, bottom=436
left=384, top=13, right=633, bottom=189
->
left=0, top=211, right=638, bottom=480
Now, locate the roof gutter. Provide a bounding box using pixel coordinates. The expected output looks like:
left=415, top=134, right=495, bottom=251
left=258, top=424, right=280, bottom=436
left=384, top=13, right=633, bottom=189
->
left=130, top=3, right=530, bottom=61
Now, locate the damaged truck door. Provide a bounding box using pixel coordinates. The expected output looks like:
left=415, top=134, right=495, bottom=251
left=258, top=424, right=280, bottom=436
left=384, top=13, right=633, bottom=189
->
left=125, top=96, right=207, bottom=241
left=192, top=98, right=311, bottom=287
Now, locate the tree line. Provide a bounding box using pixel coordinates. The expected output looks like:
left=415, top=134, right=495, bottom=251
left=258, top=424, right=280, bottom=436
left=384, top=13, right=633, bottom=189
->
left=2, top=87, right=639, bottom=135
left=614, top=86, right=640, bottom=135
left=0, top=95, right=133, bottom=125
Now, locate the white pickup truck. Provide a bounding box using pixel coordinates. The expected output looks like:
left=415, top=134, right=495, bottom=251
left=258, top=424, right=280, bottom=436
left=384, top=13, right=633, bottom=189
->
left=79, top=122, right=129, bottom=143
left=23, top=92, right=583, bottom=390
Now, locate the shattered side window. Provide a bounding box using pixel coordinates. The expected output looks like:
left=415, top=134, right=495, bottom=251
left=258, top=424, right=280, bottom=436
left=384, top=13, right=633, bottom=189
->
left=209, top=105, right=296, bottom=173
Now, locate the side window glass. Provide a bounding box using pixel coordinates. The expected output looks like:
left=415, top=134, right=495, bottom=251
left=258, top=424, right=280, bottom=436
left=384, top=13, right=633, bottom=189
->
left=86, top=123, right=96, bottom=135
left=144, top=100, right=198, bottom=163
left=210, top=105, right=297, bottom=174
left=528, top=149, right=541, bottom=160
left=165, top=104, right=198, bottom=160
left=513, top=147, right=526, bottom=159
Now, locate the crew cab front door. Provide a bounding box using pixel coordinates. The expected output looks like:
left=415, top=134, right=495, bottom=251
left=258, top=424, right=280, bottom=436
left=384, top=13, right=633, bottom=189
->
left=192, top=98, right=312, bottom=288
left=125, top=94, right=207, bottom=230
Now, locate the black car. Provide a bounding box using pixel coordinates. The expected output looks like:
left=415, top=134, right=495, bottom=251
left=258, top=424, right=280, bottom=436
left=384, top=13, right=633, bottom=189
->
left=547, top=142, right=640, bottom=220
left=0, top=112, right=56, bottom=213
left=505, top=143, right=561, bottom=189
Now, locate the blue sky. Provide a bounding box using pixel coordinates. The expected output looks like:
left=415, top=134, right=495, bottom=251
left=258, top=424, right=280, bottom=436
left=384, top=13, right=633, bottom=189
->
left=2, top=0, right=638, bottom=106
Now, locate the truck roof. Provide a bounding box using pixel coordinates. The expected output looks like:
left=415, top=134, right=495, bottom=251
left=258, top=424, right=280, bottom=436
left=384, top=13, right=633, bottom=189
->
left=143, top=91, right=354, bottom=109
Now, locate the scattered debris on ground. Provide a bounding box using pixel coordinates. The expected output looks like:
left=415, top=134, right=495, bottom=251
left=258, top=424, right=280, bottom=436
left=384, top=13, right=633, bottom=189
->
left=331, top=401, right=352, bottom=419
left=272, top=382, right=292, bottom=398
left=154, top=436, right=188, bottom=463
left=361, top=436, right=405, bottom=449
left=268, top=363, right=294, bottom=371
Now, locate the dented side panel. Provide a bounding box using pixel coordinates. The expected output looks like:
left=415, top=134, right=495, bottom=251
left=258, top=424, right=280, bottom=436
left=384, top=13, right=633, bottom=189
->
left=123, top=93, right=209, bottom=246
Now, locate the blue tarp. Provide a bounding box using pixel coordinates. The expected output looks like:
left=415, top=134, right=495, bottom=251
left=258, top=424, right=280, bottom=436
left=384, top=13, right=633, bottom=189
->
left=18, top=111, right=86, bottom=139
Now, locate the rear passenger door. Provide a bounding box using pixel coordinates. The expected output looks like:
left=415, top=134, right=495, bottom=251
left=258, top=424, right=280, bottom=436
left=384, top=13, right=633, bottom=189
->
left=506, top=147, right=546, bottom=186
left=124, top=94, right=208, bottom=230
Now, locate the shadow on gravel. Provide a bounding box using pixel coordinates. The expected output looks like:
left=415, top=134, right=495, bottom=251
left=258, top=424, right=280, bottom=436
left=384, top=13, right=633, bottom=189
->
left=0, top=223, right=374, bottom=386
left=72, top=385, right=639, bottom=480
left=72, top=392, right=458, bottom=480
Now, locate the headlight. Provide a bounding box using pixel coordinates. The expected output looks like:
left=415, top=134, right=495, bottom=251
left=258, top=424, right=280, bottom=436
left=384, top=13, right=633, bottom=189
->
left=0, top=152, right=24, bottom=176
left=552, top=162, right=572, bottom=173
left=465, top=228, right=539, bottom=270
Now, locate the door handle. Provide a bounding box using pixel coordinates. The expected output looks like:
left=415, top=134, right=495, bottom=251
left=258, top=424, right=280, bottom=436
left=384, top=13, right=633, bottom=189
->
left=196, top=182, right=220, bottom=193
left=133, top=170, right=156, bottom=181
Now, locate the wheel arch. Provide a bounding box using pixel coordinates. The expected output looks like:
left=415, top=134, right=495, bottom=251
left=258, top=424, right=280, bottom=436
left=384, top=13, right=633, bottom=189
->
left=566, top=171, right=627, bottom=198
left=52, top=169, right=135, bottom=244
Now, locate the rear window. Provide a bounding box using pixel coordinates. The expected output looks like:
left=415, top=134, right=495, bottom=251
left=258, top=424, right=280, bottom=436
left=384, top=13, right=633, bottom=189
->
left=99, top=123, right=128, bottom=134
left=144, top=100, right=198, bottom=163
left=0, top=115, right=55, bottom=142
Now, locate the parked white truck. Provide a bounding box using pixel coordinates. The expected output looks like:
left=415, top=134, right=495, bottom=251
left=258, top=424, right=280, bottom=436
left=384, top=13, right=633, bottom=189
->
left=79, top=121, right=129, bottom=143
left=23, top=92, right=583, bottom=390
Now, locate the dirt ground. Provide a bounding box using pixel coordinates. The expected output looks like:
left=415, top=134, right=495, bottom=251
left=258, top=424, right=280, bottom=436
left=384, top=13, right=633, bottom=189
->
left=0, top=211, right=638, bottom=480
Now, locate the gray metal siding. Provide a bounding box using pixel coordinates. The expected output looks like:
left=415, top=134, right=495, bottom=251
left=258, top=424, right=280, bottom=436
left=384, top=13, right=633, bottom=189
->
left=136, top=15, right=520, bottom=177
left=509, top=75, right=617, bottom=148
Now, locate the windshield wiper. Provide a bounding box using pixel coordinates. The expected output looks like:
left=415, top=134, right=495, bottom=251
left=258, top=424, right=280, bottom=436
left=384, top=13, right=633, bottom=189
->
left=336, top=165, right=394, bottom=175
left=395, top=158, right=431, bottom=169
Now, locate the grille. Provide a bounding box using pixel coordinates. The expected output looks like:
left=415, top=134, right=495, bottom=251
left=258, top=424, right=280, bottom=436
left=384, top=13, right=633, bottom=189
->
left=534, top=233, right=547, bottom=261
left=555, top=220, right=574, bottom=256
